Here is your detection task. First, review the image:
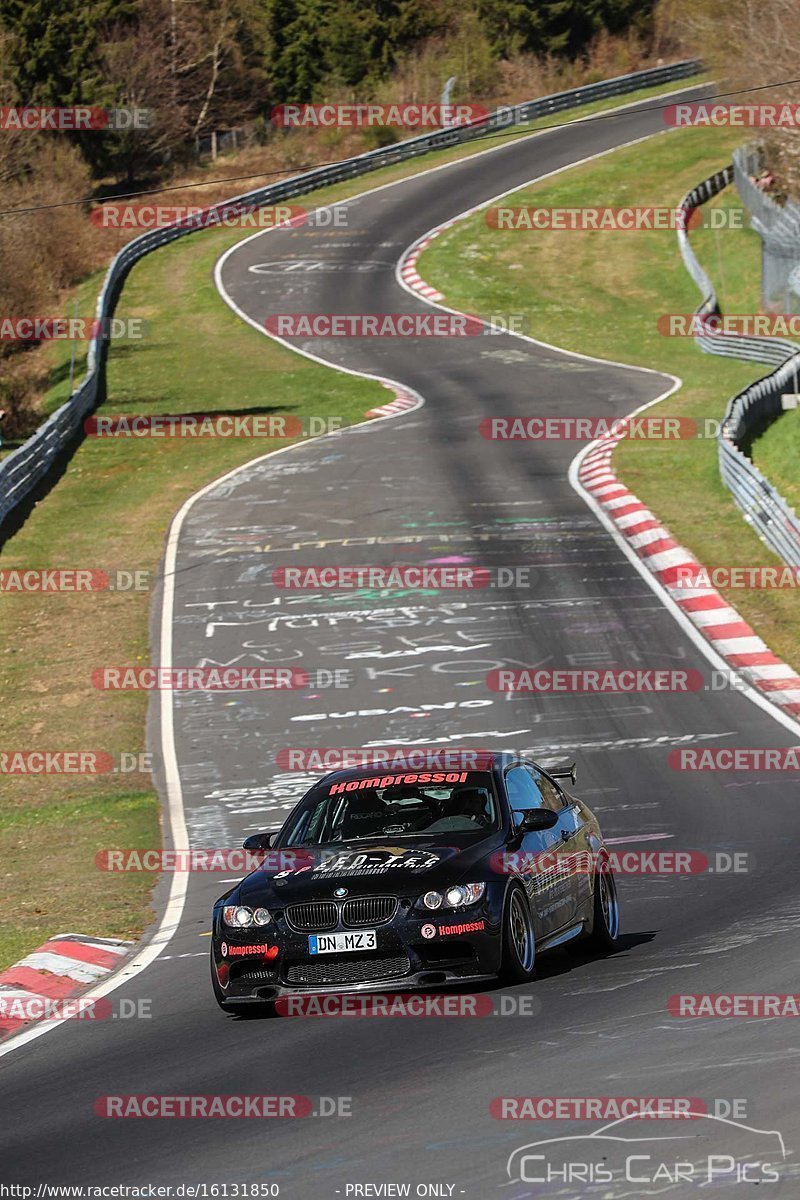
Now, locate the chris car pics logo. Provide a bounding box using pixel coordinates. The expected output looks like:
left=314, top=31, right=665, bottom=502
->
left=504, top=1113, right=787, bottom=1191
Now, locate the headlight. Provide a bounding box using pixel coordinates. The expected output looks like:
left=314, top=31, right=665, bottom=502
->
left=222, top=904, right=271, bottom=928
left=421, top=883, right=485, bottom=910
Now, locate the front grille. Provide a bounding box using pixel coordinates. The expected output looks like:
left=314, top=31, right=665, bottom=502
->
left=286, top=897, right=398, bottom=931
left=285, top=955, right=410, bottom=985
left=286, top=901, right=337, bottom=932
left=342, top=896, right=397, bottom=926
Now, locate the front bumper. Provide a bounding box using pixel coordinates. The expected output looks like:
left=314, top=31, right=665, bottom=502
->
left=212, top=889, right=504, bottom=1001
left=220, top=969, right=498, bottom=1004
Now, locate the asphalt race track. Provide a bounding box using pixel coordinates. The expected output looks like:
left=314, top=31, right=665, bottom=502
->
left=2, top=86, right=800, bottom=1195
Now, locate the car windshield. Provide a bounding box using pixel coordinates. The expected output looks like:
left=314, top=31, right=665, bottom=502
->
left=281, top=771, right=500, bottom=846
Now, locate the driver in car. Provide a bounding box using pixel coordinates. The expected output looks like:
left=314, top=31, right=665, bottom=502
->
left=454, top=788, right=490, bottom=826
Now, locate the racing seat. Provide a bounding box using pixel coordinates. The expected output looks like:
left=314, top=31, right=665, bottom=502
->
left=381, top=784, right=436, bottom=831
left=339, top=791, right=387, bottom=839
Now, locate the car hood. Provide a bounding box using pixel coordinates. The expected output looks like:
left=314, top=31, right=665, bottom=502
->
left=236, top=833, right=504, bottom=904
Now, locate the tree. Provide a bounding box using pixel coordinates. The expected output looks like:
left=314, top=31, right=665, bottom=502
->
left=477, top=0, right=654, bottom=59
left=263, top=0, right=443, bottom=100
left=0, top=0, right=135, bottom=105
left=97, top=0, right=269, bottom=177
left=656, top=0, right=800, bottom=195
left=0, top=0, right=269, bottom=178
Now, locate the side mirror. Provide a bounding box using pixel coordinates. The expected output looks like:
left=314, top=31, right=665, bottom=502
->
left=517, top=808, right=559, bottom=832
left=242, top=831, right=277, bottom=851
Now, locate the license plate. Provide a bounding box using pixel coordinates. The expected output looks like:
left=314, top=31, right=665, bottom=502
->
left=309, top=930, right=377, bottom=955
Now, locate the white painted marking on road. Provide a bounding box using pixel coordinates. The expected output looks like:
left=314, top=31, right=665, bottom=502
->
left=604, top=833, right=674, bottom=844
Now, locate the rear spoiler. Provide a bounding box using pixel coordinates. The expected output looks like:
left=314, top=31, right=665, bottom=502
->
left=548, top=762, right=577, bottom=787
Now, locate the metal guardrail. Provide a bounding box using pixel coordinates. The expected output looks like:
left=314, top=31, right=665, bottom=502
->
left=0, top=59, right=702, bottom=527
left=733, top=145, right=800, bottom=312
left=677, top=167, right=800, bottom=568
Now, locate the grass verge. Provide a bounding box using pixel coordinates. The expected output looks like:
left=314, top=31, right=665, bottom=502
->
left=751, top=407, right=800, bottom=514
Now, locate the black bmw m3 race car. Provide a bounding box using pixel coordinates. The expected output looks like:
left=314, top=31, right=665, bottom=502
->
left=211, top=751, right=621, bottom=1010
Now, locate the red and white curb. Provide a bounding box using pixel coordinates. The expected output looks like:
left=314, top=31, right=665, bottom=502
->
left=366, top=384, right=421, bottom=419
left=578, top=429, right=800, bottom=719
left=0, top=933, right=133, bottom=1039
left=399, top=233, right=446, bottom=301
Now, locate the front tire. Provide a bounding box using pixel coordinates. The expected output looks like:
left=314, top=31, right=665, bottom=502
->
left=499, top=886, right=537, bottom=984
